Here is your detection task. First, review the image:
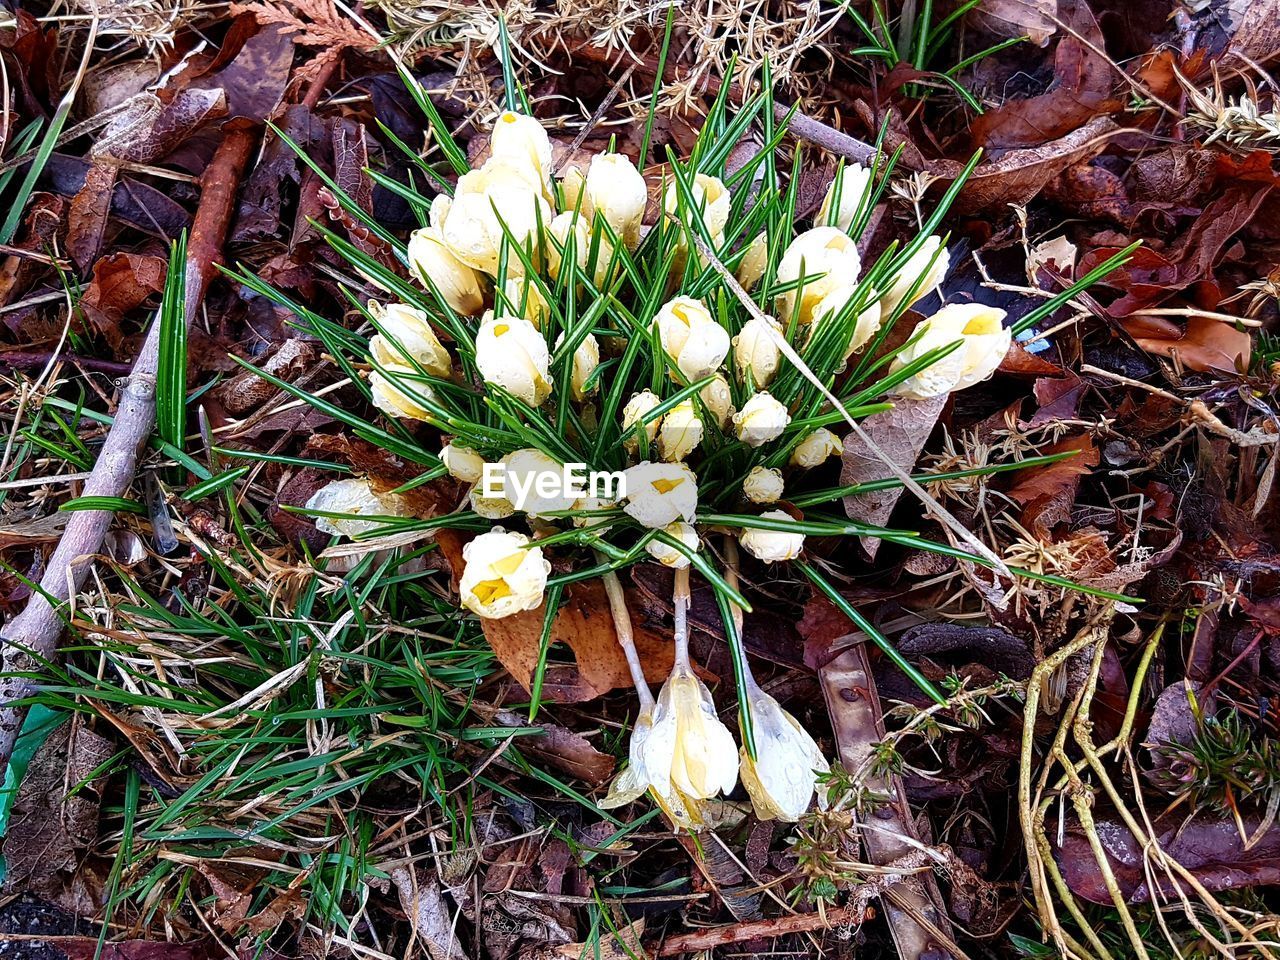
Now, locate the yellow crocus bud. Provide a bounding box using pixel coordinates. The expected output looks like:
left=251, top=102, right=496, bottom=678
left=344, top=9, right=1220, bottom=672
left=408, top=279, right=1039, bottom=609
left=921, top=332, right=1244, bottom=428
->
left=817, top=162, right=872, bottom=233
left=652, top=296, right=730, bottom=382
left=587, top=152, right=647, bottom=249
left=733, top=314, right=784, bottom=387
left=735, top=232, right=769, bottom=291
left=368, top=301, right=452, bottom=378
left=776, top=227, right=861, bottom=326
left=879, top=236, right=949, bottom=321
left=621, top=390, right=663, bottom=450
left=664, top=173, right=730, bottom=238
left=441, top=442, right=485, bottom=483
left=790, top=428, right=842, bottom=468
left=743, top=466, right=784, bottom=504
left=646, top=520, right=699, bottom=568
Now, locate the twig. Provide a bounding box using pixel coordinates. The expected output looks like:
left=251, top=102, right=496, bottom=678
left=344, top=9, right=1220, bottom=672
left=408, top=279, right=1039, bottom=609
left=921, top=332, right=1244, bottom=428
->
left=657, top=902, right=870, bottom=955
left=0, top=121, right=257, bottom=772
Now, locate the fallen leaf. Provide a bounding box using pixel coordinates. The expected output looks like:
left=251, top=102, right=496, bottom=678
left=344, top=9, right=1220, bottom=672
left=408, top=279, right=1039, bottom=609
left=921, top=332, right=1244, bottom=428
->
left=1126, top=314, right=1252, bottom=373
left=79, top=253, right=168, bottom=349
left=482, top=707, right=616, bottom=785
left=1006, top=432, right=1098, bottom=505
left=969, top=0, right=1058, bottom=45
left=1058, top=809, right=1280, bottom=905
left=436, top=530, right=677, bottom=702
left=970, top=0, right=1119, bottom=151
left=2, top=722, right=114, bottom=916
left=841, top=393, right=949, bottom=559
left=390, top=867, right=467, bottom=960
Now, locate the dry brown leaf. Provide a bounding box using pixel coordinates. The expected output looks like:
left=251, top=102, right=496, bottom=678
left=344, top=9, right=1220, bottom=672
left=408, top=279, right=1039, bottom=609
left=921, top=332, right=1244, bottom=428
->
left=840, top=393, right=949, bottom=559
left=969, top=0, right=1058, bottom=46
left=436, top=530, right=676, bottom=702
left=79, top=252, right=168, bottom=349
left=391, top=867, right=467, bottom=960
left=1126, top=314, right=1252, bottom=373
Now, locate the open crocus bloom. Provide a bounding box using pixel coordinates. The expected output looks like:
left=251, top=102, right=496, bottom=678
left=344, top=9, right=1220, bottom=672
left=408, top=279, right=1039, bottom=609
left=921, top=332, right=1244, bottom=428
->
left=890, top=302, right=1011, bottom=400
left=623, top=461, right=699, bottom=528
left=458, top=529, right=550, bottom=619
left=739, top=682, right=829, bottom=822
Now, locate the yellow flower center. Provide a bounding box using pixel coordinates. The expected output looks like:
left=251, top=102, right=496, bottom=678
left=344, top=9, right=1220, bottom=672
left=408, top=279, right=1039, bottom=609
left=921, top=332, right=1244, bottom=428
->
left=494, top=323, right=510, bottom=336
left=652, top=478, right=683, bottom=494
left=473, top=578, right=511, bottom=605
left=963, top=315, right=1001, bottom=335
left=492, top=552, right=526, bottom=575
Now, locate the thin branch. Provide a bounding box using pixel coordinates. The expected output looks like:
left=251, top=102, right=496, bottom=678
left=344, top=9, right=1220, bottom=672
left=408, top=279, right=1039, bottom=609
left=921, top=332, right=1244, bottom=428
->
left=0, top=120, right=258, bottom=771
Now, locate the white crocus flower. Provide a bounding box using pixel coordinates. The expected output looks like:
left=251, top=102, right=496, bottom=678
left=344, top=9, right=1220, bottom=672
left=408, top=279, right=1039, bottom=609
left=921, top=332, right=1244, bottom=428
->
left=740, top=510, right=805, bottom=562
left=370, top=364, right=435, bottom=421
left=790, top=428, right=842, bottom=468
left=652, top=296, right=731, bottom=382
left=587, top=153, right=647, bottom=249
left=441, top=158, right=551, bottom=276
left=469, top=484, right=515, bottom=520
left=441, top=442, right=485, bottom=483
left=890, top=303, right=1011, bottom=400
left=879, top=235, right=949, bottom=321
left=653, top=662, right=739, bottom=802
left=657, top=400, right=704, bottom=462
left=405, top=228, right=485, bottom=316
left=810, top=285, right=883, bottom=364
left=475, top=313, right=552, bottom=407
left=559, top=165, right=589, bottom=216
left=817, top=162, right=872, bottom=233
left=646, top=520, right=699, bottom=568
left=733, top=391, right=790, bottom=447
left=664, top=173, right=731, bottom=239
left=621, top=390, right=663, bottom=451
left=571, top=492, right=616, bottom=531
left=369, top=302, right=452, bottom=378
left=306, top=478, right=408, bottom=537
left=739, top=678, right=829, bottom=821
left=733, top=314, right=784, bottom=387
left=428, top=194, right=451, bottom=229
left=489, top=110, right=554, bottom=199
left=699, top=374, right=735, bottom=429
left=499, top=448, right=575, bottom=518
left=623, top=461, right=698, bottom=528
left=547, top=211, right=590, bottom=282
left=743, top=466, right=784, bottom=504
left=557, top=331, right=600, bottom=401
left=735, top=233, right=769, bottom=291
left=458, top=528, right=550, bottom=619
left=503, top=275, right=550, bottom=328
left=776, top=227, right=861, bottom=326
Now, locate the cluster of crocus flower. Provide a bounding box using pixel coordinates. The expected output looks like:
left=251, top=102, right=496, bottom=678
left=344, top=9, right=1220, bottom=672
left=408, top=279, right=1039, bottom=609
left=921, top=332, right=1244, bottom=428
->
left=304, top=110, right=1015, bottom=830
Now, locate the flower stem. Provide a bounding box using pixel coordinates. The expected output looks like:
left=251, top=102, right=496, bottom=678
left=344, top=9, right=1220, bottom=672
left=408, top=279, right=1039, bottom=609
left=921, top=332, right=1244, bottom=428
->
left=596, top=551, right=655, bottom=711
left=672, top=565, right=692, bottom=670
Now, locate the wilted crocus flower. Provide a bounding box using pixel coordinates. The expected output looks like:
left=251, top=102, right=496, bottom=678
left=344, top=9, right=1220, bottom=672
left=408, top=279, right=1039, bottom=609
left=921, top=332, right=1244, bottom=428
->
left=306, top=478, right=408, bottom=537
left=739, top=677, right=829, bottom=821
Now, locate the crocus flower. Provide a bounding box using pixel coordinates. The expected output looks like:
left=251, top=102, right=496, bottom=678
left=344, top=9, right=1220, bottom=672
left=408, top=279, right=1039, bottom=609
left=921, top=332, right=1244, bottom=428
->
left=733, top=391, right=790, bottom=447
left=879, top=236, right=949, bottom=321
left=657, top=400, right=704, bottom=462
left=742, top=466, right=784, bottom=504
left=475, top=313, right=552, bottom=407
left=623, top=461, right=698, bottom=528
left=740, top=510, right=805, bottom=562
left=587, top=152, right=647, bottom=249
left=646, top=521, right=699, bottom=568
left=890, top=303, right=1011, bottom=400
left=441, top=442, right=485, bottom=483
left=776, top=228, right=861, bottom=326
left=817, top=162, right=872, bottom=233
left=458, top=528, right=550, bottom=619
left=739, top=680, right=829, bottom=821
left=790, top=428, right=842, bottom=468
left=652, top=296, right=731, bottom=382
left=369, top=301, right=452, bottom=378
left=733, top=314, right=784, bottom=387
left=306, top=478, right=408, bottom=537
left=406, top=228, right=486, bottom=316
